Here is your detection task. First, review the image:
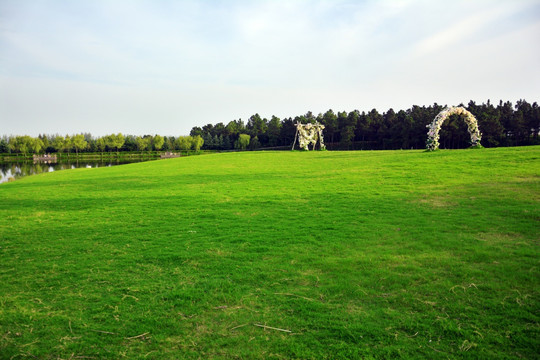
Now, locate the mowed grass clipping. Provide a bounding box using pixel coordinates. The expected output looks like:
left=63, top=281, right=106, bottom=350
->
left=0, top=147, right=538, bottom=359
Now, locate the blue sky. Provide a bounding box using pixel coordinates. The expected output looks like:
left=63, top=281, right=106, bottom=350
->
left=1, top=0, right=539, bottom=136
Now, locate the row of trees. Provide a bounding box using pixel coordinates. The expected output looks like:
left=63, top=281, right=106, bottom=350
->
left=0, top=134, right=204, bottom=156
left=2, top=99, right=538, bottom=155
left=190, top=99, right=539, bottom=150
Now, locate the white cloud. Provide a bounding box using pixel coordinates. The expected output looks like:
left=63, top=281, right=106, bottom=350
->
left=412, top=1, right=530, bottom=58
left=1, top=0, right=539, bottom=136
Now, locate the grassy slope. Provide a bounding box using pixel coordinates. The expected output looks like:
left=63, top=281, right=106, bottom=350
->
left=0, top=147, right=538, bottom=359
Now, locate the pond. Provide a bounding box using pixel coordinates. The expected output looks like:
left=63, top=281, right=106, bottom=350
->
left=0, top=159, right=155, bottom=184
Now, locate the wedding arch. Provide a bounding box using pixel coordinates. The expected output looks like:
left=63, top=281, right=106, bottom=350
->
left=426, top=106, right=482, bottom=151
left=292, top=122, right=326, bottom=150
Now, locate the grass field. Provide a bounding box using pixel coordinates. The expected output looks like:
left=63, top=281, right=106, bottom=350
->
left=0, top=147, right=538, bottom=359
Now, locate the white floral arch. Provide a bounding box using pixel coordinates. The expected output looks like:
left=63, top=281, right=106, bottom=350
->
left=426, top=106, right=482, bottom=151
left=292, top=122, right=326, bottom=150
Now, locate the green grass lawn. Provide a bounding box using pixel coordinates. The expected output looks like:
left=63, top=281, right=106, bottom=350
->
left=1, top=147, right=538, bottom=359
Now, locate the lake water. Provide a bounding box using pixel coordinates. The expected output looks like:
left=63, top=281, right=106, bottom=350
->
left=0, top=160, right=153, bottom=184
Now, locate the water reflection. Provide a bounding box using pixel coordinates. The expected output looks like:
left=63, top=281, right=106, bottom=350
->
left=0, top=160, right=151, bottom=184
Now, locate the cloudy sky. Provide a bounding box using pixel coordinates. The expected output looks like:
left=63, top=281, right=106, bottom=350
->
left=1, top=0, right=539, bottom=137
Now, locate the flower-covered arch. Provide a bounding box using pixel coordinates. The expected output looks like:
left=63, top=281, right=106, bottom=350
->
left=426, top=106, right=482, bottom=151
left=292, top=122, right=326, bottom=150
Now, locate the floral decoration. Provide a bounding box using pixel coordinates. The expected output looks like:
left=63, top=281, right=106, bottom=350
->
left=295, top=122, right=326, bottom=150
left=426, top=106, right=482, bottom=151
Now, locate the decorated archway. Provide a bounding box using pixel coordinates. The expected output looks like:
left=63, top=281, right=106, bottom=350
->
left=292, top=122, right=326, bottom=150
left=426, top=106, right=482, bottom=151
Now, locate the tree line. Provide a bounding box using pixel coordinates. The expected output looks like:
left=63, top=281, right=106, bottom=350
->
left=0, top=134, right=204, bottom=156
left=2, top=99, right=538, bottom=155
left=190, top=99, right=539, bottom=150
